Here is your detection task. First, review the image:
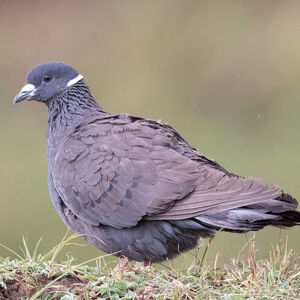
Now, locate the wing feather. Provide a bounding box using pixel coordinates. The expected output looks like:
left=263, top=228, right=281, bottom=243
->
left=52, top=118, right=199, bottom=228
left=53, top=115, right=282, bottom=227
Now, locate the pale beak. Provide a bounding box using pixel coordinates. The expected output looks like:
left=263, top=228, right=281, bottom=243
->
left=13, top=84, right=36, bottom=104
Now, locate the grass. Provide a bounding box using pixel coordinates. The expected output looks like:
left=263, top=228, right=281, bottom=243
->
left=0, top=233, right=299, bottom=300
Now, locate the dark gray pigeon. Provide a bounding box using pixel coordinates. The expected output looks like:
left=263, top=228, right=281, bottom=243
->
left=14, top=62, right=300, bottom=263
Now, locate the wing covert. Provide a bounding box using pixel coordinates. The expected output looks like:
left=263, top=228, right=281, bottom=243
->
left=52, top=118, right=200, bottom=228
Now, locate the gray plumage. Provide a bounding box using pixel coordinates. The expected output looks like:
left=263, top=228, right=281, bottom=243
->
left=14, top=62, right=300, bottom=263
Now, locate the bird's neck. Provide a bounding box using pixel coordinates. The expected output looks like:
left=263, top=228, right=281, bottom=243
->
left=46, top=82, right=107, bottom=160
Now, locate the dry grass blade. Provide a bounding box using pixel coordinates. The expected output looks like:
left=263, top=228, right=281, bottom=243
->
left=0, top=233, right=299, bottom=299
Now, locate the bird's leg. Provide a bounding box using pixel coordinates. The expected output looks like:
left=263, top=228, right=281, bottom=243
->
left=113, top=256, right=131, bottom=279
left=143, top=261, right=152, bottom=267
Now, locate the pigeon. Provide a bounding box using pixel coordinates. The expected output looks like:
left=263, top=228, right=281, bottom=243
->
left=14, top=61, right=300, bottom=263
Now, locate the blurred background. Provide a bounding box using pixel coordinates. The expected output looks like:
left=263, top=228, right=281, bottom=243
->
left=0, top=1, right=299, bottom=268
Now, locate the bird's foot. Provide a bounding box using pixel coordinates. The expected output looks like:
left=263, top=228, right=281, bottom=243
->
left=113, top=257, right=131, bottom=280
left=143, top=261, right=152, bottom=267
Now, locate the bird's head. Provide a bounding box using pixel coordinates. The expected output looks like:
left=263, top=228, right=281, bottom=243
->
left=14, top=61, right=84, bottom=104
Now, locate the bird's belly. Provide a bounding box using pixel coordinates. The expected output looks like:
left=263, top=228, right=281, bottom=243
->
left=61, top=207, right=205, bottom=263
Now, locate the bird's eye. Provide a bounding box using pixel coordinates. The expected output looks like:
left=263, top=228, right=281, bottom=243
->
left=43, top=74, right=53, bottom=82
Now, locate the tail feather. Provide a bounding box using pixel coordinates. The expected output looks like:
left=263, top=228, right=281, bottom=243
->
left=264, top=210, right=300, bottom=228
left=194, top=192, right=300, bottom=233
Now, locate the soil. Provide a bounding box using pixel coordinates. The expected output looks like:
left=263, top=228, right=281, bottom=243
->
left=0, top=271, right=154, bottom=300
left=0, top=271, right=89, bottom=300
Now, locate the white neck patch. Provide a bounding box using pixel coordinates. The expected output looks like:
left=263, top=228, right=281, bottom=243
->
left=67, top=74, right=84, bottom=87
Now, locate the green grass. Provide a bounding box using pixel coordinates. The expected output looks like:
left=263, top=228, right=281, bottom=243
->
left=0, top=233, right=299, bottom=300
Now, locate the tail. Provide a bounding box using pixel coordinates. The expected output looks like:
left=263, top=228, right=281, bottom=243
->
left=193, top=193, right=300, bottom=233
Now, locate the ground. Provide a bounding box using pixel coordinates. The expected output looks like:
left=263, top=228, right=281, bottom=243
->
left=0, top=234, right=299, bottom=300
